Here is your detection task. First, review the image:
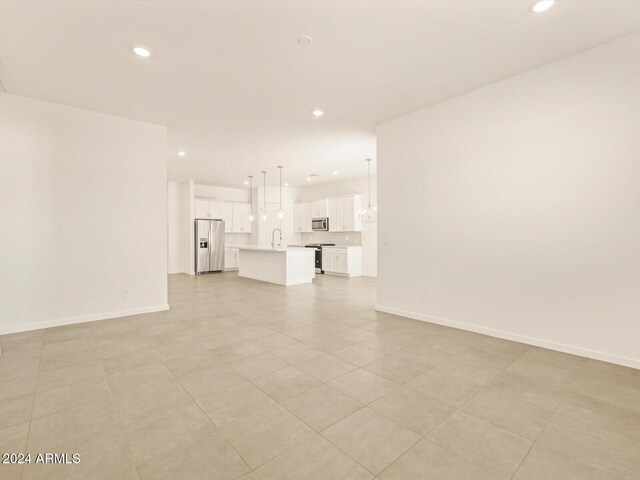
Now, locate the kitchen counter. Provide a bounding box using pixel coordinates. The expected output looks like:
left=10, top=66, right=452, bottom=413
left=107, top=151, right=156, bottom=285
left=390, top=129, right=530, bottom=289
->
left=234, top=245, right=307, bottom=252
left=236, top=245, right=287, bottom=252
left=236, top=246, right=315, bottom=286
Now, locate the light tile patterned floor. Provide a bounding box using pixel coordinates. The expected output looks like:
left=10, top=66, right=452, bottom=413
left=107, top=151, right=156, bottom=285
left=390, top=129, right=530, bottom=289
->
left=1, top=272, right=639, bottom=479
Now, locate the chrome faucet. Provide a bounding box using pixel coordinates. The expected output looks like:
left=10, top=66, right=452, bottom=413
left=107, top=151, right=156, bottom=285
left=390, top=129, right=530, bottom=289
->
left=271, top=228, right=282, bottom=249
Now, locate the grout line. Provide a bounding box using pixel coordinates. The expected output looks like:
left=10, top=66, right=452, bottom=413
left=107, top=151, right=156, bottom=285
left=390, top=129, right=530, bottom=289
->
left=99, top=321, right=155, bottom=480
left=20, top=331, right=44, bottom=480
left=196, top=336, right=394, bottom=474
left=10, top=274, right=626, bottom=479
left=508, top=359, right=590, bottom=480
left=105, top=373, right=143, bottom=479
left=319, top=405, right=424, bottom=478
left=155, top=319, right=254, bottom=473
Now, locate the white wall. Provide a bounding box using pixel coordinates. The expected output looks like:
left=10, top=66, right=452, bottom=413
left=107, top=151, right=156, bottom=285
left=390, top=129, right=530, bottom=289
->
left=296, top=175, right=377, bottom=206
left=297, top=176, right=378, bottom=277
left=167, top=180, right=193, bottom=274
left=194, top=184, right=250, bottom=203
left=377, top=33, right=640, bottom=368
left=0, top=93, right=168, bottom=334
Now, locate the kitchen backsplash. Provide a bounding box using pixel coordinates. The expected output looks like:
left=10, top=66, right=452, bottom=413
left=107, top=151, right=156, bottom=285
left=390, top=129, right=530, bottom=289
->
left=300, top=232, right=362, bottom=246
left=225, top=234, right=251, bottom=245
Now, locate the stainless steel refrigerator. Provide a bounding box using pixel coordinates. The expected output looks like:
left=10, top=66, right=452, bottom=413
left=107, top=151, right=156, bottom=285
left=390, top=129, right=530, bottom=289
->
left=195, top=219, right=225, bottom=274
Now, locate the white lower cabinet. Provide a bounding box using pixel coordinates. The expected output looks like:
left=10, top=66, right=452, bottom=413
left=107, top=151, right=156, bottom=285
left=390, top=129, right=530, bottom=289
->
left=322, top=246, right=362, bottom=277
left=224, top=248, right=239, bottom=270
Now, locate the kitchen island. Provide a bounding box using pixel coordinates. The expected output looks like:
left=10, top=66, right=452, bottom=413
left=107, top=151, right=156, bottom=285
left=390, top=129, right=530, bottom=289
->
left=236, top=246, right=315, bottom=286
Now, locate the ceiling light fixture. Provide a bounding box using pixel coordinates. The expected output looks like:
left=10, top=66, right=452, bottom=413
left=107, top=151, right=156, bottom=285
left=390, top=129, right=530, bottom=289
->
left=297, top=35, right=313, bottom=47
left=312, top=110, right=324, bottom=117
left=247, top=176, right=255, bottom=222
left=333, top=171, right=338, bottom=175
left=277, top=166, right=286, bottom=219
left=244, top=180, right=249, bottom=185
left=530, top=0, right=554, bottom=13
left=177, top=151, right=186, bottom=157
left=306, top=177, right=311, bottom=182
left=284, top=182, right=290, bottom=187
left=133, top=46, right=151, bottom=57
left=261, top=171, right=269, bottom=221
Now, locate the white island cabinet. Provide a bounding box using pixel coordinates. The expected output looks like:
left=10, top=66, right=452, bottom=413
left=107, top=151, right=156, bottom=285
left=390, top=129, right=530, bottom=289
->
left=224, top=247, right=239, bottom=270
left=237, top=246, right=315, bottom=286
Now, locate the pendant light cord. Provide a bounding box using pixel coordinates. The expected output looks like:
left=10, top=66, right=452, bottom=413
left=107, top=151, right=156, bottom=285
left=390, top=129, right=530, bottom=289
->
left=262, top=171, right=267, bottom=212
left=278, top=166, right=283, bottom=210
left=367, top=159, right=372, bottom=208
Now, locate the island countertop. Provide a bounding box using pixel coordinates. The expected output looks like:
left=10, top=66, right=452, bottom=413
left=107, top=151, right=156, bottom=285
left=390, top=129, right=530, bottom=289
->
left=236, top=246, right=315, bottom=286
left=231, top=245, right=306, bottom=252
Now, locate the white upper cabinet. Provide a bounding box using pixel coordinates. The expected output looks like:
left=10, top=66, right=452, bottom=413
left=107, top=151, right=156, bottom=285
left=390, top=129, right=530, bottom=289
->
left=195, top=198, right=212, bottom=218
left=294, top=202, right=312, bottom=233
left=311, top=199, right=329, bottom=218
left=231, top=203, right=252, bottom=233
left=232, top=203, right=243, bottom=233
left=195, top=198, right=251, bottom=233
left=345, top=194, right=362, bottom=231
left=210, top=201, right=233, bottom=232
left=242, top=203, right=253, bottom=233
left=295, top=194, right=361, bottom=233
left=328, top=194, right=362, bottom=232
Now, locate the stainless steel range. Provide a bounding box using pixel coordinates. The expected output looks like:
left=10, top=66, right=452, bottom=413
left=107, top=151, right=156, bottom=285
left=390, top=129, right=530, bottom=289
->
left=304, top=243, right=335, bottom=273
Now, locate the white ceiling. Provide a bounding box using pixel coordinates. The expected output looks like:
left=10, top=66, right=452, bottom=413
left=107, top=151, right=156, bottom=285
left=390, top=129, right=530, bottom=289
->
left=1, top=1, right=639, bottom=187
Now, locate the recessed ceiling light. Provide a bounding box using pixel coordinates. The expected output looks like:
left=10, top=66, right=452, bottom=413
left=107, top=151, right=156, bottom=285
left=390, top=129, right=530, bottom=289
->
left=312, top=110, right=324, bottom=117
left=306, top=177, right=311, bottom=182
left=177, top=151, right=186, bottom=157
left=530, top=0, right=554, bottom=13
left=243, top=180, right=249, bottom=185
left=284, top=182, right=290, bottom=186
left=133, top=46, right=151, bottom=57
left=332, top=171, right=338, bottom=175
left=297, top=35, right=313, bottom=47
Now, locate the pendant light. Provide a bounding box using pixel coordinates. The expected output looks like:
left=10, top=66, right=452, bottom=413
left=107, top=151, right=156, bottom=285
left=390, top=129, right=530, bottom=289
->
left=361, top=158, right=376, bottom=223
left=276, top=165, right=286, bottom=219
left=260, top=171, right=269, bottom=221
left=247, top=175, right=255, bottom=222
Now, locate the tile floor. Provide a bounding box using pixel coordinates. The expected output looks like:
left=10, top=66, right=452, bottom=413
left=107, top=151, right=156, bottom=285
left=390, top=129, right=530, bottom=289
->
left=1, top=272, right=639, bottom=479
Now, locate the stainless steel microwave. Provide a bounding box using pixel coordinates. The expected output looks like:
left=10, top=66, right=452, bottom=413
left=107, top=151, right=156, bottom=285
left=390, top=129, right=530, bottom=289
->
left=312, top=217, right=329, bottom=231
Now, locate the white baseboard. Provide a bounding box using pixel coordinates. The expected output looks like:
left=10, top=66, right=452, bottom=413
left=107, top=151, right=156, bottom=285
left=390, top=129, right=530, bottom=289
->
left=0, top=304, right=170, bottom=336
left=375, top=304, right=640, bottom=370
left=325, top=272, right=362, bottom=278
